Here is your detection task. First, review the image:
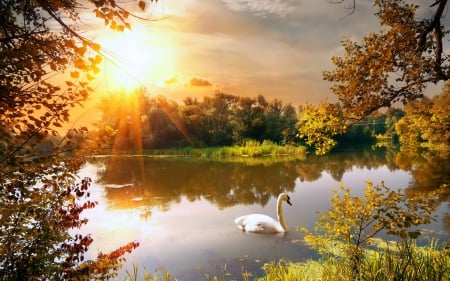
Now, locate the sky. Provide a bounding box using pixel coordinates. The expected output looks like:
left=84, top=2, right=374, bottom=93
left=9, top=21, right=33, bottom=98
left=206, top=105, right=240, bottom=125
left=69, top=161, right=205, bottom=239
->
left=85, top=1, right=377, bottom=102
left=70, top=0, right=443, bottom=126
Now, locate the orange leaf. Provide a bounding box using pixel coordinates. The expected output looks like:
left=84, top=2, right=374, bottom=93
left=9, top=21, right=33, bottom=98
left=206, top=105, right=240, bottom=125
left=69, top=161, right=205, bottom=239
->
left=138, top=1, right=146, bottom=11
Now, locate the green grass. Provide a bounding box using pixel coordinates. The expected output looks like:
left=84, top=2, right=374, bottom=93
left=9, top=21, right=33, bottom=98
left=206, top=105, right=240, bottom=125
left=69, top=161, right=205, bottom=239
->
left=121, top=140, right=307, bottom=158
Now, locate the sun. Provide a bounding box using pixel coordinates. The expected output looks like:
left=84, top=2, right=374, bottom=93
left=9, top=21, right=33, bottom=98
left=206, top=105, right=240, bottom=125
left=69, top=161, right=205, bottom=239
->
left=97, top=28, right=174, bottom=92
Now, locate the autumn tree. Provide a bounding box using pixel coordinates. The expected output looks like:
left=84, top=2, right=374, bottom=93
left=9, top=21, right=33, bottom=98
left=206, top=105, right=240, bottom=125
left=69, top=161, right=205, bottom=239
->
left=301, top=0, right=449, bottom=154
left=300, top=181, right=445, bottom=279
left=383, top=107, right=405, bottom=140
left=0, top=0, right=152, bottom=279
left=325, top=0, right=450, bottom=118
left=395, top=83, right=450, bottom=150
left=297, top=102, right=347, bottom=155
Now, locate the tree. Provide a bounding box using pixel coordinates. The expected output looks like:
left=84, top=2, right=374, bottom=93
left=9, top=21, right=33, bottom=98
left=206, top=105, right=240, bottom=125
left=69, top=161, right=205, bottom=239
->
left=383, top=107, right=405, bottom=141
left=395, top=84, right=450, bottom=150
left=230, top=94, right=298, bottom=145
left=232, top=95, right=267, bottom=143
left=297, top=102, right=347, bottom=155
left=280, top=103, right=299, bottom=144
left=300, top=181, right=445, bottom=278
left=395, top=97, right=433, bottom=148
left=324, top=0, right=450, bottom=119
left=179, top=97, right=207, bottom=146
left=0, top=0, right=151, bottom=279
left=200, top=93, right=237, bottom=146
left=147, top=96, right=186, bottom=148
left=303, top=0, right=450, bottom=154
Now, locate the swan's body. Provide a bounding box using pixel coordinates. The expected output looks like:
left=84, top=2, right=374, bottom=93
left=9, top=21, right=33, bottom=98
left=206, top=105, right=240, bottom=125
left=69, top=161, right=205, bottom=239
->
left=234, top=193, right=292, bottom=233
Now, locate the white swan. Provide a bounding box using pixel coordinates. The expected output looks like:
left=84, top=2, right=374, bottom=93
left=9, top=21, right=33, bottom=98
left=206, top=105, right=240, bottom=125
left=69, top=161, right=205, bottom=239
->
left=234, top=193, right=292, bottom=233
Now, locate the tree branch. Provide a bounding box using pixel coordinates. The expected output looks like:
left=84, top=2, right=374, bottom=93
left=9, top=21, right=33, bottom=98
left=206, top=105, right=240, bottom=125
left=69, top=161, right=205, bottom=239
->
left=417, top=0, right=448, bottom=78
left=328, top=0, right=357, bottom=15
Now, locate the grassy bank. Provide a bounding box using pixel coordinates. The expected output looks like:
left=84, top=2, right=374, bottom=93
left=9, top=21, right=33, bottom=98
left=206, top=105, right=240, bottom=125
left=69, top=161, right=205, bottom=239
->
left=256, top=240, right=449, bottom=281
left=112, top=140, right=307, bottom=158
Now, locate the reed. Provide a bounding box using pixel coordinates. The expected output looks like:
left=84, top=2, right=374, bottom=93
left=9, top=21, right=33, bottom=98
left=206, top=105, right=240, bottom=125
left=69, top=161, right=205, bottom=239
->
left=123, top=265, right=174, bottom=281
left=358, top=239, right=450, bottom=281
left=254, top=240, right=449, bottom=281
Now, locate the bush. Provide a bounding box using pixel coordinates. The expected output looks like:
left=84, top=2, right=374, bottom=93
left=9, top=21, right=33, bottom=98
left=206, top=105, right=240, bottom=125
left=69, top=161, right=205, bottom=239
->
left=298, top=181, right=447, bottom=280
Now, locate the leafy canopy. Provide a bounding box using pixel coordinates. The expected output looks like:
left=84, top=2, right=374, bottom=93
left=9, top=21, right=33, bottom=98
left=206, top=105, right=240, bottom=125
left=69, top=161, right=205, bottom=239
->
left=324, top=0, right=450, bottom=119
left=299, top=0, right=450, bottom=154
left=0, top=0, right=154, bottom=280
left=297, top=102, right=347, bottom=155
left=395, top=83, right=450, bottom=150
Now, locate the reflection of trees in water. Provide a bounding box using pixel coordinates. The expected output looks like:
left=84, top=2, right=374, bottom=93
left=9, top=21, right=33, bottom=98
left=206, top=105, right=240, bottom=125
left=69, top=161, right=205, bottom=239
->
left=396, top=149, right=450, bottom=195
left=396, top=149, right=450, bottom=232
left=297, top=146, right=390, bottom=182
left=91, top=146, right=449, bottom=214
left=93, top=157, right=298, bottom=210
left=445, top=214, right=450, bottom=231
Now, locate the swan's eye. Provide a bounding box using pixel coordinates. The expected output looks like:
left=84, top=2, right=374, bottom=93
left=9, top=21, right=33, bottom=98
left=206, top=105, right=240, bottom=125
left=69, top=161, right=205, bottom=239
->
left=287, top=195, right=290, bottom=200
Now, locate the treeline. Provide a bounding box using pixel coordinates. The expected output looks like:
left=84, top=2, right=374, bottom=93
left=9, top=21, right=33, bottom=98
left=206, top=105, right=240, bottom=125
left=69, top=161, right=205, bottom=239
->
left=90, top=87, right=450, bottom=153
left=93, top=90, right=298, bottom=150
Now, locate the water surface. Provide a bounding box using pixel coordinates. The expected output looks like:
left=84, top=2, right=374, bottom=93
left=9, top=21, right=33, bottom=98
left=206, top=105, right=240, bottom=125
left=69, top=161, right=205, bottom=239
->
left=77, top=147, right=449, bottom=280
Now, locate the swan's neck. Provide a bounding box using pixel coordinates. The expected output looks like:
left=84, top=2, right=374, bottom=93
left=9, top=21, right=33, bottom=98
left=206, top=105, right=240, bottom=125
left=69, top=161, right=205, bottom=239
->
left=277, top=197, right=288, bottom=232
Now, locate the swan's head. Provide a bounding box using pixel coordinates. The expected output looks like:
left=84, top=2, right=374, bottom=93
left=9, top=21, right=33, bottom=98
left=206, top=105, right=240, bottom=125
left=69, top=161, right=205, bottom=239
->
left=279, top=193, right=292, bottom=206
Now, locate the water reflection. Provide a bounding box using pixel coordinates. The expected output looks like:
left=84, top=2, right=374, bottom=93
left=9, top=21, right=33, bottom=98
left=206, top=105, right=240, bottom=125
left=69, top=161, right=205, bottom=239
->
left=81, top=146, right=449, bottom=280
left=91, top=146, right=449, bottom=213
left=94, top=157, right=298, bottom=211
left=396, top=150, right=450, bottom=192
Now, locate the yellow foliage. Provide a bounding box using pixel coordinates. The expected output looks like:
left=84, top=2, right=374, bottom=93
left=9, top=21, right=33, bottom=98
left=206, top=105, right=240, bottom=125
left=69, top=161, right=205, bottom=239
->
left=299, top=181, right=445, bottom=272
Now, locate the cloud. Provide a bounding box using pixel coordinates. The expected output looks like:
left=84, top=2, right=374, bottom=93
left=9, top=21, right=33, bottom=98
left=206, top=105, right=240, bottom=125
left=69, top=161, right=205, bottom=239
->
left=189, top=77, right=212, bottom=87
left=118, top=1, right=386, bottom=106
left=221, top=0, right=301, bottom=17
left=164, top=76, right=178, bottom=85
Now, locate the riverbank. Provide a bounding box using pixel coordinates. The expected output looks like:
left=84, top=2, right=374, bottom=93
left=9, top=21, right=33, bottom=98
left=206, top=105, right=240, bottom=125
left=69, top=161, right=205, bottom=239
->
left=101, top=140, right=307, bottom=158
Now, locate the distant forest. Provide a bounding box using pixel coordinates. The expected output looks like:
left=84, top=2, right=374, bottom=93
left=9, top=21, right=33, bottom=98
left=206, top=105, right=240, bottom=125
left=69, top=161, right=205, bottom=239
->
left=86, top=87, right=449, bottom=153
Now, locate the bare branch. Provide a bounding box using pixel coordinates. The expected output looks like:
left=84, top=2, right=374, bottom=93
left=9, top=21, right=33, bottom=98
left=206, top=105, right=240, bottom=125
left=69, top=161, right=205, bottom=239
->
left=328, top=0, right=357, bottom=15
left=416, top=0, right=448, bottom=78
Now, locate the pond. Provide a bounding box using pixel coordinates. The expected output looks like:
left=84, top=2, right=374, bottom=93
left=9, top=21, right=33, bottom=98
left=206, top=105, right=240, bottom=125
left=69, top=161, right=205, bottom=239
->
left=77, top=146, right=449, bottom=280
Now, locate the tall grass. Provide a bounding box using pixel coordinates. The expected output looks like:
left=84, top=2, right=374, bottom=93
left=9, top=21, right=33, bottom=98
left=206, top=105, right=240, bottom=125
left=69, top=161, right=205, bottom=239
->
left=254, top=240, right=449, bottom=281
left=359, top=240, right=450, bottom=281
left=123, top=265, right=174, bottom=281
left=144, top=140, right=307, bottom=158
